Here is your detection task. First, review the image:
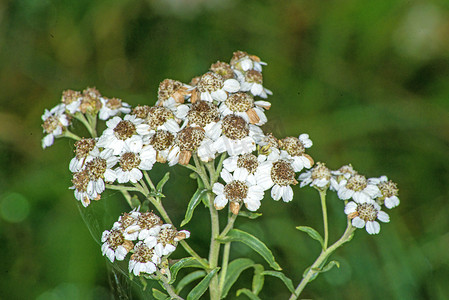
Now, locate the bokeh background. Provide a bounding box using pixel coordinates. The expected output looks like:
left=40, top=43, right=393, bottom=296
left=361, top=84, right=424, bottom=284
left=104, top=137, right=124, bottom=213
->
left=1, top=0, right=449, bottom=299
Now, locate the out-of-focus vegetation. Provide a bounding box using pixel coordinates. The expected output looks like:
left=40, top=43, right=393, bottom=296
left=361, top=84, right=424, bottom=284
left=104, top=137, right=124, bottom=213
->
left=1, top=0, right=449, bottom=299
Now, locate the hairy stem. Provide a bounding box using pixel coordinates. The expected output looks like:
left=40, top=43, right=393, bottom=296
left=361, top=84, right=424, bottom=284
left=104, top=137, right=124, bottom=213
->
left=193, top=155, right=221, bottom=300
left=218, top=210, right=237, bottom=294
left=157, top=270, right=184, bottom=300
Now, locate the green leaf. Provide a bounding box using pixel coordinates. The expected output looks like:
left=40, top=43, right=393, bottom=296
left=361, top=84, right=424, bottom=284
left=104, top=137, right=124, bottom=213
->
left=169, top=257, right=205, bottom=284
left=251, top=264, right=265, bottom=295
left=313, top=260, right=340, bottom=274
left=148, top=191, right=165, bottom=198
left=296, top=226, right=324, bottom=248
left=152, top=288, right=169, bottom=300
left=261, top=271, right=295, bottom=294
left=238, top=211, right=262, bottom=219
left=156, top=172, right=170, bottom=192
left=236, top=289, right=261, bottom=300
left=180, top=189, right=208, bottom=227
left=217, top=229, right=282, bottom=271
left=221, top=258, right=255, bottom=298
left=187, top=268, right=219, bottom=300
left=176, top=270, right=206, bottom=293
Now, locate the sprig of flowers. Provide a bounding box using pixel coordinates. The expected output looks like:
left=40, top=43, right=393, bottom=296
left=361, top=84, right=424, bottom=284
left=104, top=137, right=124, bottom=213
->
left=42, top=50, right=401, bottom=300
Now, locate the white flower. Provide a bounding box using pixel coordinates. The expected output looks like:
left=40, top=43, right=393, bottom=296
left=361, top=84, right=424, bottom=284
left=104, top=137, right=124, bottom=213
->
left=167, top=126, right=216, bottom=166
left=219, top=92, right=271, bottom=125
left=185, top=100, right=222, bottom=140
left=101, top=228, right=134, bottom=262
left=70, top=148, right=118, bottom=207
left=145, top=106, right=181, bottom=134
left=279, top=135, right=314, bottom=172
left=369, top=176, right=400, bottom=209
left=255, top=151, right=298, bottom=202
left=41, top=103, right=71, bottom=148
left=213, top=169, right=265, bottom=212
left=335, top=174, right=381, bottom=203
left=145, top=130, right=175, bottom=163
left=69, top=138, right=99, bottom=172
left=196, top=72, right=240, bottom=102
left=213, top=115, right=262, bottom=156
left=298, top=162, right=331, bottom=189
left=99, top=97, right=131, bottom=120
left=128, top=242, right=160, bottom=276
left=156, top=78, right=192, bottom=105
left=345, top=201, right=390, bottom=235
left=153, top=224, right=183, bottom=257
left=223, top=153, right=266, bottom=186
left=115, top=143, right=157, bottom=184
left=97, top=115, right=150, bottom=155
left=237, top=70, right=272, bottom=99
left=230, top=51, right=267, bottom=72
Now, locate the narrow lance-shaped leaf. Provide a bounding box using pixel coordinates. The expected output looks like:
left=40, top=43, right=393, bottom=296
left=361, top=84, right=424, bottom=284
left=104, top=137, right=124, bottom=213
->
left=238, top=211, right=262, bottom=219
left=251, top=264, right=265, bottom=295
left=176, top=270, right=206, bottom=294
left=221, top=258, right=255, bottom=298
left=169, top=257, right=205, bottom=284
left=312, top=260, right=340, bottom=274
left=261, top=271, right=295, bottom=294
left=180, top=189, right=208, bottom=227
left=217, top=229, right=282, bottom=271
left=236, top=289, right=261, bottom=300
left=152, top=288, right=170, bottom=300
left=296, top=226, right=324, bottom=248
left=186, top=268, right=219, bottom=300
left=156, top=172, right=170, bottom=192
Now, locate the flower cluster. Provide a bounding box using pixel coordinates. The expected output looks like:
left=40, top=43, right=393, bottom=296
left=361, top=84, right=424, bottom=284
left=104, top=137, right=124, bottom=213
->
left=101, top=210, right=190, bottom=276
left=41, top=88, right=131, bottom=148
left=41, top=51, right=314, bottom=212
left=299, top=163, right=400, bottom=235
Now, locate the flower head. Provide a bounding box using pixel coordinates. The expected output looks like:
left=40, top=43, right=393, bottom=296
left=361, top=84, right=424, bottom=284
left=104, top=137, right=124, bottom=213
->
left=41, top=104, right=71, bottom=148
left=345, top=201, right=390, bottom=234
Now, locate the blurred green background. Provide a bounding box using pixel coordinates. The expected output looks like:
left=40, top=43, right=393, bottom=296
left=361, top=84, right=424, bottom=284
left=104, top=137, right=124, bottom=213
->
left=1, top=0, right=449, bottom=299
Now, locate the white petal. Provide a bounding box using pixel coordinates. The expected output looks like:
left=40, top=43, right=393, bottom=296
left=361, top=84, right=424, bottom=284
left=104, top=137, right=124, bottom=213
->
left=212, top=183, right=224, bottom=195
left=223, top=79, right=240, bottom=93
left=384, top=196, right=400, bottom=209
left=220, top=169, right=233, bottom=184
left=352, top=217, right=365, bottom=229
left=366, top=221, right=380, bottom=234
left=271, top=185, right=282, bottom=201
left=214, top=194, right=228, bottom=209
left=344, top=201, right=358, bottom=214
left=282, top=185, right=294, bottom=202
left=377, top=211, right=390, bottom=223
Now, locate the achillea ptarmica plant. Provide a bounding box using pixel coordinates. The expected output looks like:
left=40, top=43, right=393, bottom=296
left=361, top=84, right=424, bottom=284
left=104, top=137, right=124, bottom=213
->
left=42, top=50, right=401, bottom=299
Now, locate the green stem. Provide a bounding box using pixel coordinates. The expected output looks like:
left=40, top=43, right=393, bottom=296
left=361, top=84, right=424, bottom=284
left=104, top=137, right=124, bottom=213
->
left=143, top=170, right=156, bottom=191
left=63, top=130, right=82, bottom=141
left=193, top=155, right=221, bottom=300
left=212, top=153, right=227, bottom=183
left=86, top=113, right=98, bottom=138
left=319, top=189, right=329, bottom=250
left=289, top=221, right=355, bottom=300
left=105, top=184, right=141, bottom=193
left=74, top=113, right=96, bottom=138
left=219, top=213, right=237, bottom=238
left=157, top=270, right=184, bottom=300
left=218, top=242, right=231, bottom=293
left=218, top=210, right=237, bottom=294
